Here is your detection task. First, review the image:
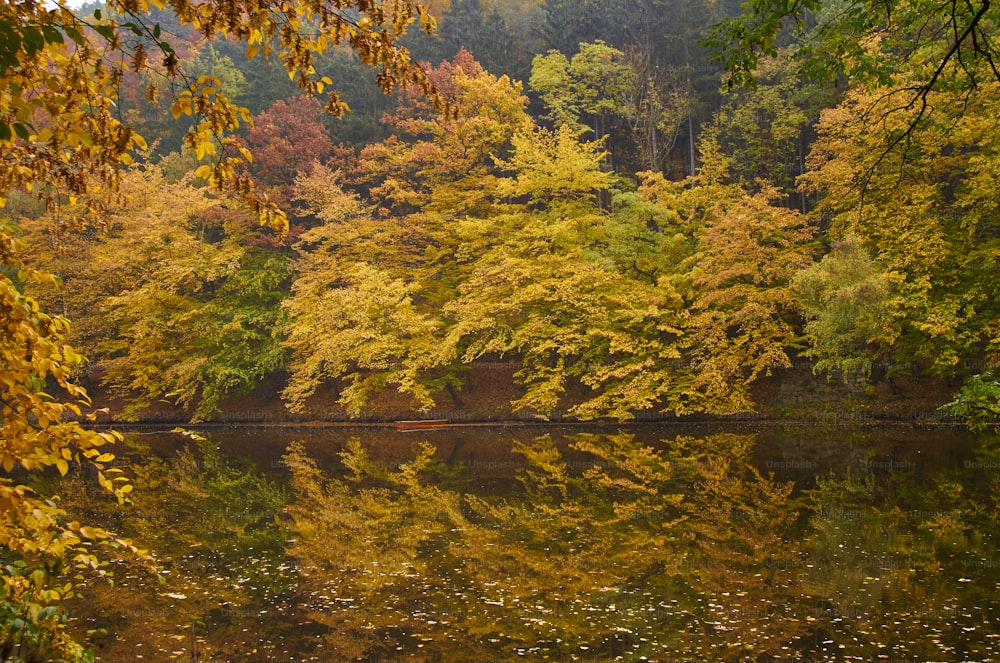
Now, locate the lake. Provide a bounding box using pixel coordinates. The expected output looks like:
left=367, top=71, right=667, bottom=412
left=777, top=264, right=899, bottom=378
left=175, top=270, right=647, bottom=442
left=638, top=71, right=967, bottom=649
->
left=54, top=422, right=1000, bottom=662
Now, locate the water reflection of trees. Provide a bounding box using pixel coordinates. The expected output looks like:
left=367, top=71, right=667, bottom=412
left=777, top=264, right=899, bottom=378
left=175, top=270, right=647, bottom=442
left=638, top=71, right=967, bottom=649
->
left=801, top=454, right=1000, bottom=662
left=59, top=433, right=299, bottom=661
left=284, top=433, right=816, bottom=660
left=50, top=429, right=1000, bottom=662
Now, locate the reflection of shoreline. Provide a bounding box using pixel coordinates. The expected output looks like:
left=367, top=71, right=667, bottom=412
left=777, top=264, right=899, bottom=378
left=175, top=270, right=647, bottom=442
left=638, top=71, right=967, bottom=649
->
left=817, top=506, right=965, bottom=521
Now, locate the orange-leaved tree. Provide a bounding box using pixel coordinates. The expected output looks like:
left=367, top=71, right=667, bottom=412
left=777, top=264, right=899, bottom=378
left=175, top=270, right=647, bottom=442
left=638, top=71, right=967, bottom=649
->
left=1, top=0, right=437, bottom=656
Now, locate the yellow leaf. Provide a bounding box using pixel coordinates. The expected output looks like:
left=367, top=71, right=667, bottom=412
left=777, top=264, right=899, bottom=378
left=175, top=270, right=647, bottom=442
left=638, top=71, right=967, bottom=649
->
left=56, top=458, right=69, bottom=476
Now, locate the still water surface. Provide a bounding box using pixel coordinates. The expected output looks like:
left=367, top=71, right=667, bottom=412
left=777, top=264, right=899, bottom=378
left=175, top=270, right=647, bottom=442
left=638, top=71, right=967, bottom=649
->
left=58, top=423, right=1000, bottom=662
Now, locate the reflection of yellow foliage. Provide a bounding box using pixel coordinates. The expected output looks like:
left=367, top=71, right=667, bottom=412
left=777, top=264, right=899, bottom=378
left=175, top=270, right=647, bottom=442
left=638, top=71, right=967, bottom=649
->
left=283, top=432, right=812, bottom=659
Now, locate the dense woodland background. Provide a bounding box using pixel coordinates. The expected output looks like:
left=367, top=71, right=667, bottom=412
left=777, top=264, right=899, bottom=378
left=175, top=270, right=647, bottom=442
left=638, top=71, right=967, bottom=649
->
left=3, top=0, right=1000, bottom=658
left=10, top=0, right=1000, bottom=423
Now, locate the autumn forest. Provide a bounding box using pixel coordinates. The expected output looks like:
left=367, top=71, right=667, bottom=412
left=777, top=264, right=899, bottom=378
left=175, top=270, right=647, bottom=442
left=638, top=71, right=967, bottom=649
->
left=3, top=0, right=1000, bottom=658
left=8, top=0, right=1000, bottom=427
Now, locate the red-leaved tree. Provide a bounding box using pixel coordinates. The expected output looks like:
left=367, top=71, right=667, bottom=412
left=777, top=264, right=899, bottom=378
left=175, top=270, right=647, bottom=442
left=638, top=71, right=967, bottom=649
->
left=247, top=96, right=335, bottom=188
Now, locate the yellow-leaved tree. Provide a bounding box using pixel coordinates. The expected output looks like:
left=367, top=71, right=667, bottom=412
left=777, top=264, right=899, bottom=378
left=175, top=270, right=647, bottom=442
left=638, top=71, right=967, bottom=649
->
left=281, top=49, right=813, bottom=421
left=1, top=0, right=437, bottom=656
left=282, top=52, right=528, bottom=415
left=798, top=79, right=1000, bottom=385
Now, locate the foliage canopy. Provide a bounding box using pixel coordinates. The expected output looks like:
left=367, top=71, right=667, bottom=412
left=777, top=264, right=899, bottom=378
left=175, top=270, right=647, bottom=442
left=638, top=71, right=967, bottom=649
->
left=0, top=0, right=437, bottom=656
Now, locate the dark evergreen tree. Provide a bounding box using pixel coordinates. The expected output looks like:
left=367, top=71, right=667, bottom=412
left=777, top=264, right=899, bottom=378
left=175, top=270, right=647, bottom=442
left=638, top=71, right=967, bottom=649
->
left=540, top=0, right=629, bottom=55
left=438, top=0, right=520, bottom=78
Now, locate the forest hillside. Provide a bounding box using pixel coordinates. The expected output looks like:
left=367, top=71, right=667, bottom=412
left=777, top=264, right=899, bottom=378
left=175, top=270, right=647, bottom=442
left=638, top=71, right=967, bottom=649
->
left=3, top=0, right=999, bottom=655
left=7, top=0, right=1000, bottom=426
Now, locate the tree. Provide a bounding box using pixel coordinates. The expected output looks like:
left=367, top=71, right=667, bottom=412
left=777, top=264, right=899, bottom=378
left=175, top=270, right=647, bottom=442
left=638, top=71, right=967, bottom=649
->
left=708, top=0, right=1000, bottom=173
left=283, top=54, right=698, bottom=420
left=22, top=167, right=291, bottom=420
left=529, top=42, right=634, bottom=169
left=0, top=223, right=139, bottom=659
left=185, top=44, right=248, bottom=100
left=698, top=53, right=824, bottom=203
left=940, top=372, right=1000, bottom=432
left=282, top=50, right=816, bottom=419
left=711, top=0, right=1000, bottom=92
left=537, top=0, right=735, bottom=175
left=797, top=79, right=1000, bottom=380
left=792, top=236, right=897, bottom=388
left=538, top=0, right=706, bottom=63
left=357, top=48, right=529, bottom=216
left=682, top=181, right=813, bottom=413
left=245, top=96, right=334, bottom=189
left=282, top=166, right=436, bottom=418
left=530, top=41, right=693, bottom=175
left=1, top=0, right=438, bottom=656
left=620, top=47, right=692, bottom=174
left=283, top=258, right=447, bottom=415
left=1, top=0, right=439, bottom=227
left=632, top=161, right=813, bottom=415
left=439, top=0, right=518, bottom=77
left=529, top=50, right=584, bottom=133
left=444, top=124, right=692, bottom=419
left=282, top=53, right=529, bottom=414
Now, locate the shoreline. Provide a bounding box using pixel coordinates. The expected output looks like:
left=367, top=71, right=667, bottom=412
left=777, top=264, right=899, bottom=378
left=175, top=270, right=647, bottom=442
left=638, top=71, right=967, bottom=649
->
left=81, top=364, right=978, bottom=430
left=97, top=415, right=977, bottom=429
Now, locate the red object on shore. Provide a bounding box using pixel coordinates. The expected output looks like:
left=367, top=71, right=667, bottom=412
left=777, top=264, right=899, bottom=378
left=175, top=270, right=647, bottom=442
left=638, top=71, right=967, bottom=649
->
left=395, top=419, right=450, bottom=432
